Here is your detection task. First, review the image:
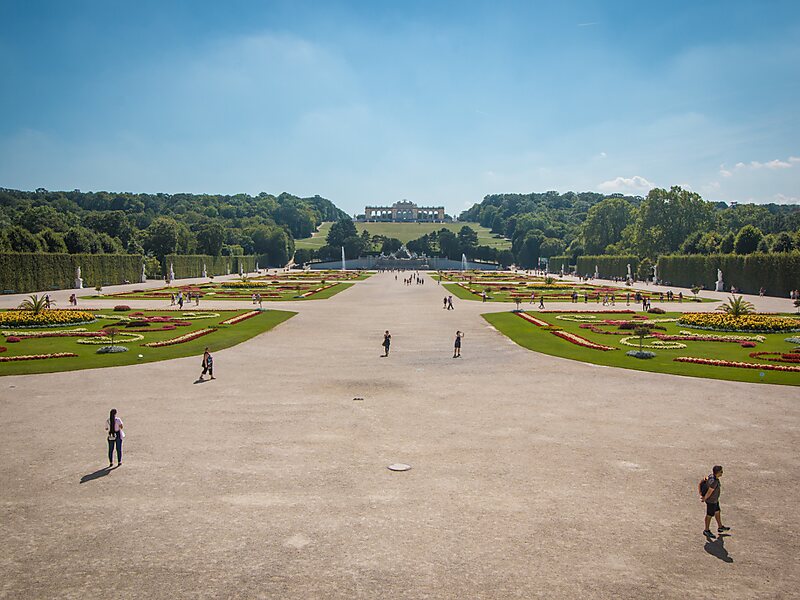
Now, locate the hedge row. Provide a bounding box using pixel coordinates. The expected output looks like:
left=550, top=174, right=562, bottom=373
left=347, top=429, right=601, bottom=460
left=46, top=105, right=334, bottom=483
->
left=547, top=256, right=572, bottom=274
left=576, top=255, right=639, bottom=279
left=0, top=253, right=142, bottom=294
left=164, top=255, right=258, bottom=279
left=657, top=253, right=800, bottom=296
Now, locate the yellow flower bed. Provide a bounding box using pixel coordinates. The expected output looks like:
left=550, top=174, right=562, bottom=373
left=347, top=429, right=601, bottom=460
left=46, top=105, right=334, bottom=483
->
left=0, top=310, right=96, bottom=328
left=678, top=313, right=800, bottom=333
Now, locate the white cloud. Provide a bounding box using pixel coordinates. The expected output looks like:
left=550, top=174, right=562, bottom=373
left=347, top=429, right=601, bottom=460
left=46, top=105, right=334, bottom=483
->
left=722, top=155, right=798, bottom=175
left=597, top=175, right=653, bottom=193
left=774, top=193, right=800, bottom=204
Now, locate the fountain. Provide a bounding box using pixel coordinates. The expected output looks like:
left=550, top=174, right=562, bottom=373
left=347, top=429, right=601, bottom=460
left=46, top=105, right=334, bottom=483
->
left=341, top=246, right=346, bottom=271
left=461, top=253, right=468, bottom=271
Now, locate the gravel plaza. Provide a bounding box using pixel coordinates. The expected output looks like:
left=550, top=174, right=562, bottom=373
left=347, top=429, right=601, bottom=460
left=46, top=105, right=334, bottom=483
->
left=1, top=272, right=798, bottom=599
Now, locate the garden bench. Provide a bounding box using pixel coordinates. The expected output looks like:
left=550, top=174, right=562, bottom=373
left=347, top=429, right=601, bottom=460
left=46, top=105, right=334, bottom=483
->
left=2, top=290, right=16, bottom=294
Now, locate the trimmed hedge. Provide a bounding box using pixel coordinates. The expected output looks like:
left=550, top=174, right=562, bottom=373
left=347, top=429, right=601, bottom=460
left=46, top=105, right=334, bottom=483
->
left=658, top=253, right=800, bottom=296
left=547, top=256, right=572, bottom=274
left=164, top=255, right=257, bottom=278
left=0, top=253, right=142, bottom=293
left=576, top=255, right=639, bottom=279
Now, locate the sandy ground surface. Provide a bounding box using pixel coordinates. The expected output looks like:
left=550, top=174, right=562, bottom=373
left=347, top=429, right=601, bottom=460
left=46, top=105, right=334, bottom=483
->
left=1, top=272, right=798, bottom=599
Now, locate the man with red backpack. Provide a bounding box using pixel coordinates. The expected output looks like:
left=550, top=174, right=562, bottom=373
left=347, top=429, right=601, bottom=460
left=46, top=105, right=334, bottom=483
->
left=700, top=465, right=731, bottom=538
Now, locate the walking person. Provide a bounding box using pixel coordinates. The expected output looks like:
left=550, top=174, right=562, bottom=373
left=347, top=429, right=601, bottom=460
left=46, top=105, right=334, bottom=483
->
left=382, top=331, right=391, bottom=357
left=538, top=294, right=545, bottom=309
left=199, top=347, right=215, bottom=381
left=700, top=465, right=730, bottom=538
left=443, top=296, right=448, bottom=309
left=453, top=331, right=464, bottom=358
left=106, top=408, right=124, bottom=467
left=447, top=295, right=454, bottom=310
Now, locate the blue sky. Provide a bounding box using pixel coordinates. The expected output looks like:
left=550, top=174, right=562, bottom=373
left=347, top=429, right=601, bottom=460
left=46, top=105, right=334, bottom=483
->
left=1, top=1, right=798, bottom=215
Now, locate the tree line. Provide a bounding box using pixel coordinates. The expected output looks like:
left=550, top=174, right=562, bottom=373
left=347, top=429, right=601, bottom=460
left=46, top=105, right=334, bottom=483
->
left=461, top=187, right=800, bottom=268
left=0, top=188, right=348, bottom=269
left=294, top=219, right=514, bottom=266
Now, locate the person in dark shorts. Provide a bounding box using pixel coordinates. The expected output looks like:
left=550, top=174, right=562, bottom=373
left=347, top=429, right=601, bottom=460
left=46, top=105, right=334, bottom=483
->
left=453, top=331, right=463, bottom=358
left=701, top=465, right=730, bottom=537
left=106, top=408, right=124, bottom=467
left=199, top=347, right=215, bottom=380
left=382, top=331, right=391, bottom=357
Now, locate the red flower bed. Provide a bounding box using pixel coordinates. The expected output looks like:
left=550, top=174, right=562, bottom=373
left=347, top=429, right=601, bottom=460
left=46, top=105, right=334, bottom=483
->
left=539, top=310, right=635, bottom=314
left=516, top=312, right=548, bottom=327
left=142, top=328, right=216, bottom=348
left=220, top=311, right=260, bottom=326
left=551, top=330, right=616, bottom=351
left=6, top=336, right=21, bottom=343
left=125, top=325, right=177, bottom=333
left=0, top=346, right=6, bottom=353
left=749, top=351, right=800, bottom=364
left=673, top=356, right=800, bottom=372
left=0, top=352, right=78, bottom=362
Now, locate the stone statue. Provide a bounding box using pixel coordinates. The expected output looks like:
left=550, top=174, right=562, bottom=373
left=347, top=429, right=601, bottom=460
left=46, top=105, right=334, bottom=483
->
left=652, top=264, right=658, bottom=284
left=626, top=263, right=632, bottom=280
left=168, top=262, right=175, bottom=283
left=202, top=263, right=207, bottom=278
left=594, top=265, right=599, bottom=279
left=74, top=266, right=83, bottom=290
left=140, top=262, right=147, bottom=283
left=715, top=268, right=724, bottom=292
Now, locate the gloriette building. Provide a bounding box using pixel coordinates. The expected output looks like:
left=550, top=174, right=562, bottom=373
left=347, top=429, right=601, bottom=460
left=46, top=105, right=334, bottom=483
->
left=363, top=200, right=445, bottom=222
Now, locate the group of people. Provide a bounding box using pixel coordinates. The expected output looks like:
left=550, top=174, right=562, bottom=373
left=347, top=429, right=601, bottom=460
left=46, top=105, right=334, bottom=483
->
left=442, top=295, right=454, bottom=310
left=251, top=293, right=264, bottom=307
left=169, top=291, right=200, bottom=308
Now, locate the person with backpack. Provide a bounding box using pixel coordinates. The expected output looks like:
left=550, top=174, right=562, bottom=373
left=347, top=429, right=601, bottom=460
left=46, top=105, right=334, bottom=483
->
left=699, top=465, right=730, bottom=538
left=199, top=347, right=215, bottom=381
left=382, top=331, right=392, bottom=357
left=106, top=408, right=124, bottom=468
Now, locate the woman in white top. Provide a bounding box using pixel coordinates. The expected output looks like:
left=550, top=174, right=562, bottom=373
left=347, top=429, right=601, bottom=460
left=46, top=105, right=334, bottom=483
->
left=106, top=408, right=124, bottom=467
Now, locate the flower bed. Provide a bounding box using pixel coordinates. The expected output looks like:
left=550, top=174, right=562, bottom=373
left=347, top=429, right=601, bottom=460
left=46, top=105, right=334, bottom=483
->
left=620, top=336, right=686, bottom=349
left=124, top=325, right=178, bottom=333
left=220, top=311, right=260, bottom=326
left=678, top=313, right=800, bottom=333
left=0, top=352, right=78, bottom=363
left=516, top=312, right=549, bottom=326
left=178, top=312, right=220, bottom=320
left=3, top=327, right=88, bottom=336
left=785, top=337, right=800, bottom=345
left=550, top=330, right=616, bottom=351
left=749, top=351, right=800, bottom=364
left=142, top=328, right=216, bottom=348
left=77, top=332, right=145, bottom=345
left=652, top=331, right=766, bottom=344
left=7, top=330, right=105, bottom=340
left=0, top=346, right=6, bottom=353
left=673, top=356, right=800, bottom=373
left=0, top=310, right=96, bottom=328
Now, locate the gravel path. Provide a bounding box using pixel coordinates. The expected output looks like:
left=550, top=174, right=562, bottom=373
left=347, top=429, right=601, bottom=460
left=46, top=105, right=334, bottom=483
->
left=1, top=272, right=798, bottom=599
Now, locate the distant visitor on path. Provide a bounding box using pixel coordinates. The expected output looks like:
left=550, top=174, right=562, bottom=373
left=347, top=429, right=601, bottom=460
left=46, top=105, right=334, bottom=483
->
left=700, top=465, right=730, bottom=538
left=443, top=296, right=448, bottom=309
left=447, top=295, right=454, bottom=310
left=453, top=331, right=463, bottom=358
left=382, top=331, right=392, bottom=357
left=106, top=408, right=124, bottom=467
left=199, top=347, right=215, bottom=381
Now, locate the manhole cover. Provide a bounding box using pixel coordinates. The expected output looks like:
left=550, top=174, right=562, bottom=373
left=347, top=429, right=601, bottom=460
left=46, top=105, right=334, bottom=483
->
left=388, top=463, right=411, bottom=472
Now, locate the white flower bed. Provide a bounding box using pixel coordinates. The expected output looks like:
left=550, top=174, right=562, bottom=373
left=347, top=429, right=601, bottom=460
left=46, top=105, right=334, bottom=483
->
left=620, top=336, right=686, bottom=349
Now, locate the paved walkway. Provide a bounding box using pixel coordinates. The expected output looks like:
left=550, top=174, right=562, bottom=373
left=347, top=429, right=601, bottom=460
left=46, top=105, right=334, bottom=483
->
left=1, top=273, right=798, bottom=598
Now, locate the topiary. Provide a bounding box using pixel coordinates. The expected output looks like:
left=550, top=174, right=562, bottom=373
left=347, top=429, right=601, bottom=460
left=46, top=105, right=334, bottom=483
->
left=114, top=305, right=131, bottom=312
left=647, top=307, right=666, bottom=314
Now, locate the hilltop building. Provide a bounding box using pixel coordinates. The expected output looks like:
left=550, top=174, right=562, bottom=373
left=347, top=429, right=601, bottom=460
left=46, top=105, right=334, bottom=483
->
left=362, top=200, right=445, bottom=222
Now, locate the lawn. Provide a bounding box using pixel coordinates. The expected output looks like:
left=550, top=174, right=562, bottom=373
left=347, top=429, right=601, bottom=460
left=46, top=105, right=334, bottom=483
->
left=295, top=221, right=511, bottom=250
left=484, top=310, right=800, bottom=386
left=89, top=280, right=356, bottom=302
left=0, top=308, right=295, bottom=376
left=444, top=281, right=712, bottom=303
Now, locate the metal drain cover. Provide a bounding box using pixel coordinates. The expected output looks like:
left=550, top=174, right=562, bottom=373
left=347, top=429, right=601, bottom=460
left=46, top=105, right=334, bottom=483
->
left=388, top=463, right=411, bottom=472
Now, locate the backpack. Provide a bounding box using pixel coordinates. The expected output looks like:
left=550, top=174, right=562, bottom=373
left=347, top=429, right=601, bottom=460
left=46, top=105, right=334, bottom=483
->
left=698, top=476, right=709, bottom=497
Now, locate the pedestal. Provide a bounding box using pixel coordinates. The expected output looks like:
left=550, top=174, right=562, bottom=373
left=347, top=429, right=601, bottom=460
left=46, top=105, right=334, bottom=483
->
left=715, top=281, right=724, bottom=292
left=74, top=278, right=83, bottom=289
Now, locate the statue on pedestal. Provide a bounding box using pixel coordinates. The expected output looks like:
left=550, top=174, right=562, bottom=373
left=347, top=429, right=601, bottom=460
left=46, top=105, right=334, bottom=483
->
left=202, top=263, right=207, bottom=278
left=715, top=268, right=724, bottom=292
left=74, top=266, right=83, bottom=289
left=594, top=265, right=599, bottom=279
left=140, top=262, right=147, bottom=283
left=168, top=262, right=175, bottom=284
left=626, top=263, right=632, bottom=282
left=653, top=264, right=658, bottom=285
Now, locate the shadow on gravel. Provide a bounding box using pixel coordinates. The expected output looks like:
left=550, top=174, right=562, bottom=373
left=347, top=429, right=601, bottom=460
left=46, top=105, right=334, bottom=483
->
left=80, top=466, right=117, bottom=484
left=704, top=534, right=733, bottom=563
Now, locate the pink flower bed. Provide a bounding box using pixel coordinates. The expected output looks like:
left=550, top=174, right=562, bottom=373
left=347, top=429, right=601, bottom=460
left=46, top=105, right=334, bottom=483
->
left=11, top=331, right=104, bottom=339
left=673, top=356, right=800, bottom=373
left=551, top=330, right=616, bottom=351
left=125, top=325, right=178, bottom=333
left=220, top=311, right=260, bottom=326
left=0, top=346, right=6, bottom=353
left=516, top=312, right=549, bottom=327
left=539, top=310, right=635, bottom=314
left=142, top=328, right=216, bottom=348
left=0, top=352, right=78, bottom=362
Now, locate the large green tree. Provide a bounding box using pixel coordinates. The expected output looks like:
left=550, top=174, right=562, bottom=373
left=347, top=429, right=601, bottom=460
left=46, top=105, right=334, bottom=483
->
left=581, top=197, right=633, bottom=254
